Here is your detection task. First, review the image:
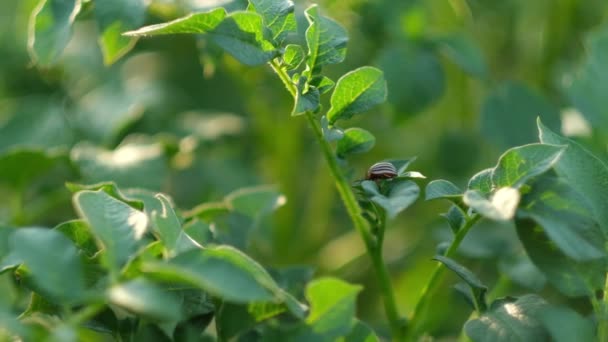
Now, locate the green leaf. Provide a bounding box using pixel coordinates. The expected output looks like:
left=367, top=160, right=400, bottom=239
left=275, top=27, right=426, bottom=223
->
left=434, top=255, right=487, bottom=312
left=292, top=77, right=320, bottom=116
left=95, top=0, right=146, bottom=65
left=74, top=190, right=149, bottom=272
left=225, top=185, right=286, bottom=219
left=463, top=188, right=520, bottom=221
left=0, top=148, right=71, bottom=189
left=465, top=295, right=549, bottom=342
left=54, top=220, right=98, bottom=258
left=343, top=320, right=379, bottom=342
left=28, top=0, right=81, bottom=65
left=311, top=75, right=335, bottom=94
left=216, top=301, right=286, bottom=340
left=249, top=0, right=296, bottom=42
left=125, top=8, right=276, bottom=65
left=107, top=278, right=181, bottom=321
left=480, top=82, right=560, bottom=148
left=491, top=143, right=565, bottom=188
left=562, top=25, right=608, bottom=131
left=209, top=11, right=278, bottom=65
left=65, top=182, right=144, bottom=210
left=538, top=306, right=596, bottom=342
left=327, top=66, right=387, bottom=124
left=441, top=205, right=466, bottom=233
left=6, top=228, right=86, bottom=303
left=425, top=179, right=462, bottom=201
left=321, top=116, right=344, bottom=142
left=71, top=140, right=169, bottom=191
left=151, top=194, right=183, bottom=256
left=435, top=33, right=487, bottom=78
left=538, top=118, right=608, bottom=237
left=518, top=177, right=605, bottom=261
left=143, top=246, right=282, bottom=303
left=376, top=43, right=444, bottom=117
left=362, top=180, right=420, bottom=219
left=303, top=5, right=348, bottom=76
left=467, top=168, right=493, bottom=194
left=515, top=217, right=605, bottom=297
left=294, top=277, right=362, bottom=341
left=283, top=44, right=305, bottom=70
left=124, top=8, right=226, bottom=36
left=336, top=128, right=376, bottom=158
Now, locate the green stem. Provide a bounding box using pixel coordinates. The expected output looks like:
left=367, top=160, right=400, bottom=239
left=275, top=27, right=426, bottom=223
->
left=68, top=303, right=105, bottom=325
left=405, top=214, right=481, bottom=341
left=269, top=60, right=403, bottom=340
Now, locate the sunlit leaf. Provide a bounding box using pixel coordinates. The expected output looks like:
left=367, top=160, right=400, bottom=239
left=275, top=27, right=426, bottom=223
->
left=327, top=66, right=387, bottom=124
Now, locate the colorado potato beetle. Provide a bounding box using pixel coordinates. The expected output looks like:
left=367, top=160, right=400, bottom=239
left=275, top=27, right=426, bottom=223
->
left=366, top=162, right=398, bottom=180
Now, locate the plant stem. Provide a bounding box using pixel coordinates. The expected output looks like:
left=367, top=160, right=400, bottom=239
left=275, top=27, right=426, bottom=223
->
left=269, top=60, right=403, bottom=340
left=405, top=214, right=480, bottom=341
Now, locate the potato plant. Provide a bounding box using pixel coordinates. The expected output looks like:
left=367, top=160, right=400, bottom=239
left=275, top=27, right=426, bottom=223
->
left=1, top=0, right=608, bottom=341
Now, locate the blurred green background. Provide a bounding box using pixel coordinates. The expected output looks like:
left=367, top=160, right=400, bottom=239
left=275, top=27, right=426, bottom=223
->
left=2, top=0, right=608, bottom=338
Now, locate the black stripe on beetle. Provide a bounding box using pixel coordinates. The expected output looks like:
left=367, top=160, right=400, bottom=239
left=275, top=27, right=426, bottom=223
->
left=366, top=162, right=398, bottom=180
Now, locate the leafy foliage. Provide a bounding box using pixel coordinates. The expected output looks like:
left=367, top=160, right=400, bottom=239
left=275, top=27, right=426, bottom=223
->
left=4, top=0, right=608, bottom=340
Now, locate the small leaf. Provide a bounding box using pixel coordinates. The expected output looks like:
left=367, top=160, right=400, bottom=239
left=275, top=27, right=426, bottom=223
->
left=124, top=8, right=226, bottom=36
left=364, top=180, right=420, bottom=219
left=6, top=228, right=86, bottom=303
left=216, top=302, right=286, bottom=340
left=28, top=0, right=82, bottom=65
left=491, top=143, right=565, bottom=188
left=327, top=66, right=387, bottom=124
left=434, top=255, right=487, bottom=312
left=321, top=116, right=344, bottom=142
left=107, top=278, right=181, bottom=321
left=95, top=0, right=146, bottom=65
left=283, top=44, right=304, bottom=70
left=292, top=77, right=320, bottom=115
left=465, top=295, right=549, bottom=342
left=538, top=118, right=608, bottom=237
left=538, top=306, right=596, bottom=342
left=249, top=0, right=296, bottom=42
left=336, top=128, right=376, bottom=158
left=467, top=168, right=493, bottom=194
left=425, top=179, right=462, bottom=201
left=151, top=194, right=182, bottom=256
left=295, top=277, right=362, bottom=341
left=311, top=75, right=335, bottom=94
left=143, top=246, right=282, bottom=303
left=303, top=5, right=347, bottom=76
left=74, top=190, right=149, bottom=272
left=463, top=188, right=520, bottom=221
left=441, top=205, right=466, bottom=233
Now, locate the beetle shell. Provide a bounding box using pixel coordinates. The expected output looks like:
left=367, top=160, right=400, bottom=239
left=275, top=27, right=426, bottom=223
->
left=366, top=162, right=398, bottom=180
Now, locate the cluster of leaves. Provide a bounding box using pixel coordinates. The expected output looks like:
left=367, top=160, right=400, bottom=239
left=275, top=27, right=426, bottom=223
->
left=0, top=182, right=379, bottom=340
left=424, top=119, right=607, bottom=341
left=7, top=0, right=608, bottom=341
